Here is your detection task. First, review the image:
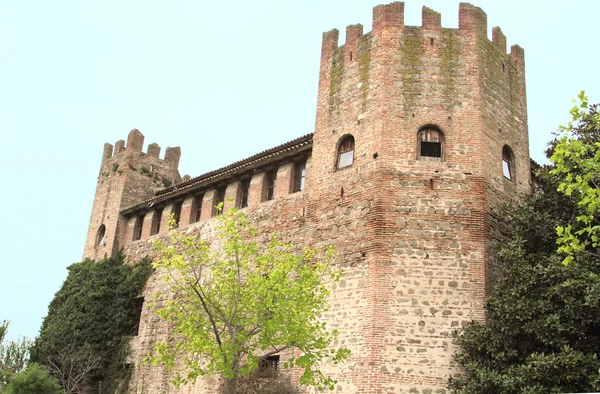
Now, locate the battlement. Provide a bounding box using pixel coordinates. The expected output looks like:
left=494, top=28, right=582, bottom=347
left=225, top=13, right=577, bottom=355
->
left=101, top=129, right=181, bottom=170
left=321, top=2, right=524, bottom=60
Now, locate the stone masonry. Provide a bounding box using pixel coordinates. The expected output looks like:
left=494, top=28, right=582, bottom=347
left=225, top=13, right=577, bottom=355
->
left=83, top=3, right=530, bottom=393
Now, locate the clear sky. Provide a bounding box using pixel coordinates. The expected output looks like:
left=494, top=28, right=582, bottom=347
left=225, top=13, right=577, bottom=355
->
left=0, top=0, right=598, bottom=342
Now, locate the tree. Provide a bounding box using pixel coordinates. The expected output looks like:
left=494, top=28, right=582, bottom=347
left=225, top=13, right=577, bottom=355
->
left=4, top=363, right=62, bottom=394
left=449, top=96, right=600, bottom=393
left=148, top=207, right=350, bottom=394
left=0, top=321, right=32, bottom=391
left=449, top=164, right=600, bottom=393
left=32, top=255, right=152, bottom=394
left=550, top=91, right=600, bottom=264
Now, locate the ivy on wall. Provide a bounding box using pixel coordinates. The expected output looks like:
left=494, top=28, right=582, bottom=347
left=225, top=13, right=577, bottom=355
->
left=31, top=254, right=152, bottom=394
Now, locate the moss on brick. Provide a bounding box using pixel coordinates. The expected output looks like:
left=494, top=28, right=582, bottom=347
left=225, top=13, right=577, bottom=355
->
left=441, top=29, right=460, bottom=97
left=400, top=28, right=423, bottom=105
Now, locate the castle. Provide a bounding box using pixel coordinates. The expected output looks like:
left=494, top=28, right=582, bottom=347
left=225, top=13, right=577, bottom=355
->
left=83, top=3, right=530, bottom=393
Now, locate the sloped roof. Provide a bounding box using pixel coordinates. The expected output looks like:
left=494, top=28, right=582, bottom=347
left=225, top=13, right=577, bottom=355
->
left=121, top=133, right=313, bottom=215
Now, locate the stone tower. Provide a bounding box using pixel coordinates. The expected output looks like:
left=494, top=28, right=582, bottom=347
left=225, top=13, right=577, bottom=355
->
left=83, top=129, right=181, bottom=261
left=79, top=3, right=531, bottom=393
left=306, top=2, right=530, bottom=391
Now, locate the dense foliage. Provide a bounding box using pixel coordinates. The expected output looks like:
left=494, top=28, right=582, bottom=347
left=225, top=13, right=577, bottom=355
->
left=148, top=207, right=349, bottom=394
left=449, top=99, right=600, bottom=393
left=0, top=322, right=32, bottom=391
left=4, top=363, right=62, bottom=394
left=550, top=93, right=600, bottom=263
left=32, top=254, right=152, bottom=394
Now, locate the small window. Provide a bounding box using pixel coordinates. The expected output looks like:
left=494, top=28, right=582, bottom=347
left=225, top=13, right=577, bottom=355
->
left=132, top=297, right=144, bottom=336
left=133, top=215, right=144, bottom=241
left=213, top=187, right=226, bottom=217
left=172, top=201, right=183, bottom=227
left=337, top=136, right=355, bottom=169
left=293, top=160, right=307, bottom=192
left=502, top=145, right=515, bottom=180
left=258, top=355, right=280, bottom=376
left=418, top=127, right=444, bottom=161
left=95, top=224, right=106, bottom=248
left=239, top=179, right=250, bottom=208
left=191, top=194, right=203, bottom=223
left=264, top=169, right=277, bottom=201
left=150, top=208, right=163, bottom=235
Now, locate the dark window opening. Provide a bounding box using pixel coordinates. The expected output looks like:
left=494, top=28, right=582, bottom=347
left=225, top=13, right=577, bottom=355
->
left=239, top=179, right=250, bottom=208
left=172, top=201, right=183, bottom=227
left=150, top=208, right=163, bottom=235
left=95, top=225, right=106, bottom=248
left=265, top=169, right=277, bottom=201
left=191, top=194, right=203, bottom=223
left=132, top=297, right=144, bottom=336
left=420, top=141, right=441, bottom=158
left=213, top=187, right=226, bottom=216
left=502, top=145, right=514, bottom=181
left=293, top=160, right=307, bottom=192
left=258, top=355, right=280, bottom=376
left=337, top=135, right=355, bottom=169
left=133, top=215, right=144, bottom=241
left=430, top=38, right=434, bottom=46
left=418, top=127, right=443, bottom=160
left=349, top=51, right=353, bottom=61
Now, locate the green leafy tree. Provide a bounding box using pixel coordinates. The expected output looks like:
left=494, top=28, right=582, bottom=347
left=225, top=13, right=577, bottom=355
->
left=148, top=207, right=350, bottom=394
left=32, top=255, right=152, bottom=394
left=550, top=91, right=600, bottom=263
left=5, top=363, right=62, bottom=394
left=0, top=321, right=32, bottom=391
left=449, top=146, right=600, bottom=391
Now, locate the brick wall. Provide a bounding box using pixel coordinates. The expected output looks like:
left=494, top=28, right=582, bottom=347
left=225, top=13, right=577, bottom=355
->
left=82, top=3, right=530, bottom=393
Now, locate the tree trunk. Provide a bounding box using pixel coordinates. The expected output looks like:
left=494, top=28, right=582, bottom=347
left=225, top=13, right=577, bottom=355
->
left=223, top=375, right=238, bottom=394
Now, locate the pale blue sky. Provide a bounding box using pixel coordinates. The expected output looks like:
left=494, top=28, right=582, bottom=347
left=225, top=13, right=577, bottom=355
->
left=1, top=1, right=598, bottom=341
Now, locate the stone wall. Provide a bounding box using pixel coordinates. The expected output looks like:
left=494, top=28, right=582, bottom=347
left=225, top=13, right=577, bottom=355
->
left=82, top=3, right=531, bottom=394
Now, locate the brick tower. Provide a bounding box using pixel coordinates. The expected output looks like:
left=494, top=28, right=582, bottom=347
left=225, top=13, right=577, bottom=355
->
left=78, top=3, right=531, bottom=393
left=83, top=129, right=181, bottom=261
left=306, top=2, right=530, bottom=392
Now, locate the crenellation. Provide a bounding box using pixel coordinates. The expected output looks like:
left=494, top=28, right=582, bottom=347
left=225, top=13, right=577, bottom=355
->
left=147, top=143, right=161, bottom=159
left=458, top=3, right=487, bottom=36
left=126, top=129, right=144, bottom=152
left=115, top=139, right=126, bottom=155
left=102, top=143, right=113, bottom=162
left=422, top=6, right=441, bottom=32
left=81, top=3, right=530, bottom=393
left=492, top=26, right=507, bottom=53
left=164, top=146, right=181, bottom=170
left=373, top=2, right=405, bottom=32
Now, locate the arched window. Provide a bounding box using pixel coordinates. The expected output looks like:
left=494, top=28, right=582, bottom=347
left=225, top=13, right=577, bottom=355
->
left=95, top=224, right=106, bottom=248
left=502, top=145, right=515, bottom=180
left=337, top=135, right=355, bottom=169
left=418, top=127, right=444, bottom=161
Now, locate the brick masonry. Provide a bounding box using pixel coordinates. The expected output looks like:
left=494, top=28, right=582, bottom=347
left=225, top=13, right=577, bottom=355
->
left=83, top=3, right=530, bottom=393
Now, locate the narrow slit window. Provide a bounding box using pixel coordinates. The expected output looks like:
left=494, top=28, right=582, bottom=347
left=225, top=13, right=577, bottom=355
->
left=213, top=187, right=226, bottom=216
left=239, top=179, right=250, bottom=208
left=265, top=169, right=277, bottom=201
left=191, top=194, right=203, bottom=223
left=293, top=160, right=307, bottom=192
left=95, top=224, right=106, bottom=248
left=172, top=201, right=183, bottom=227
left=132, top=297, right=144, bottom=336
left=133, top=215, right=144, bottom=241
left=337, top=135, right=355, bottom=169
left=502, top=145, right=514, bottom=181
left=150, top=208, right=163, bottom=235
left=418, top=127, right=443, bottom=161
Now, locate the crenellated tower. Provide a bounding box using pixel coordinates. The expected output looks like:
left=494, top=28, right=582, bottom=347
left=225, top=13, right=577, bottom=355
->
left=308, top=2, right=530, bottom=391
left=83, top=129, right=181, bottom=261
